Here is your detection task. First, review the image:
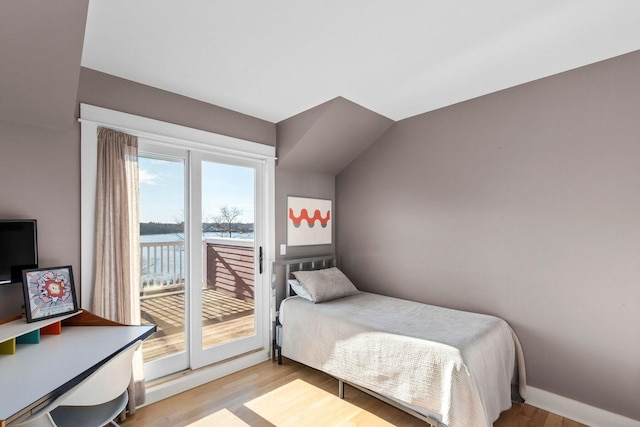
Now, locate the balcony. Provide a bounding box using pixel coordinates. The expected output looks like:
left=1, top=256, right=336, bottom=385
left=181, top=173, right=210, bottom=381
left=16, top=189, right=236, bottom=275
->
left=139, top=237, right=255, bottom=363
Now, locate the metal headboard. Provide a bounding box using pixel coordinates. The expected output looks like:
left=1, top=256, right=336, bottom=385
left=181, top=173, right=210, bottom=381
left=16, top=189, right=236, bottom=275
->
left=274, top=255, right=336, bottom=298
left=270, top=254, right=335, bottom=363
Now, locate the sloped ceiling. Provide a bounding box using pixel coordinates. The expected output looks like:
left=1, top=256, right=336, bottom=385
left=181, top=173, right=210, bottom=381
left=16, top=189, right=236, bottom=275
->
left=276, top=97, right=394, bottom=175
left=0, top=1, right=88, bottom=130
left=82, top=1, right=640, bottom=122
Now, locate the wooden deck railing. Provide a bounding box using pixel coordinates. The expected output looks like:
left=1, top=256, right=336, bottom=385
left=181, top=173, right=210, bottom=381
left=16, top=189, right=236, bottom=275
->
left=204, top=238, right=255, bottom=303
left=140, top=238, right=254, bottom=299
left=140, top=241, right=185, bottom=291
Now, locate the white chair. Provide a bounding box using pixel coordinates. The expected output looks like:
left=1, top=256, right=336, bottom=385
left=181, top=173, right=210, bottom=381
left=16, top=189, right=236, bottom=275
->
left=12, top=340, right=141, bottom=427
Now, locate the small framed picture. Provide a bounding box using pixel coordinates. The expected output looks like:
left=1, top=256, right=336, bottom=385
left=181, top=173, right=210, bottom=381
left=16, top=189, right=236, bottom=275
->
left=22, top=265, right=79, bottom=323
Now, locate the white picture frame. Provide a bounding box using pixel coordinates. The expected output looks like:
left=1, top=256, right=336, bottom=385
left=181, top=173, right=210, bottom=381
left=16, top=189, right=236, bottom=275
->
left=287, top=196, right=332, bottom=246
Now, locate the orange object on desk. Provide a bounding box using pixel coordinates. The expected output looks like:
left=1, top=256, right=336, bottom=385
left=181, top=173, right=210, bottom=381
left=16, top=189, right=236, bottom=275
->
left=40, top=321, right=62, bottom=335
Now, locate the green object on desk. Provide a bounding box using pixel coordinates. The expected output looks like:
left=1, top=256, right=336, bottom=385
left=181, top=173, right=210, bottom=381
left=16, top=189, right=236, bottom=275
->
left=17, top=329, right=40, bottom=344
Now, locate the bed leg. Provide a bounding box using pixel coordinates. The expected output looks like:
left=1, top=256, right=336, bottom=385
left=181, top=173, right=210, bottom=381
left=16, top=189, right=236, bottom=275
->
left=338, top=380, right=344, bottom=399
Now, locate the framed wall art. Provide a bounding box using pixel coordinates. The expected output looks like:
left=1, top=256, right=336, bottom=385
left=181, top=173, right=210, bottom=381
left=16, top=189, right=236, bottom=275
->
left=287, top=196, right=332, bottom=246
left=22, top=265, right=79, bottom=323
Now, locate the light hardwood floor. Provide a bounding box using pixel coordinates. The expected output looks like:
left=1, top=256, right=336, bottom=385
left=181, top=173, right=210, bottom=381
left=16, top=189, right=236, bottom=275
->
left=123, top=359, right=587, bottom=427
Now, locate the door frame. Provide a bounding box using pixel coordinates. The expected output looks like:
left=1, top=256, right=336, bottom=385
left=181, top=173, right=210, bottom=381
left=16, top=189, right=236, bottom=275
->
left=80, top=104, right=275, bottom=378
left=136, top=145, right=191, bottom=380
left=189, top=151, right=266, bottom=369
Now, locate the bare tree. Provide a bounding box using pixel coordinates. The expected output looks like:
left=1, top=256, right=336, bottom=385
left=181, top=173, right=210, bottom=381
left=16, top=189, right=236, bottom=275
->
left=208, top=206, right=244, bottom=238
left=172, top=211, right=185, bottom=241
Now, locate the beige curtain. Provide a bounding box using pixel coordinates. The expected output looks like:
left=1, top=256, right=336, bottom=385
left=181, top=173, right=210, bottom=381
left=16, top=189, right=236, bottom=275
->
left=92, top=127, right=145, bottom=415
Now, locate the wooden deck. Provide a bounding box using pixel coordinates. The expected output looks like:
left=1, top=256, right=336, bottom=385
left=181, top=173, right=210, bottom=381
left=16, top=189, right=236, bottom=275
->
left=140, top=288, right=254, bottom=362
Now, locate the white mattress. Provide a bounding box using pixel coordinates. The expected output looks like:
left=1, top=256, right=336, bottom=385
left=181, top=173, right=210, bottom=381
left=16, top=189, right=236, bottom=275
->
left=279, top=292, right=525, bottom=427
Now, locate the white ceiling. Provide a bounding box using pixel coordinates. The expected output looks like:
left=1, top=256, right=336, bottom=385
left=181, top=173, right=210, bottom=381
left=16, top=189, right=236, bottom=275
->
left=82, top=1, right=640, bottom=123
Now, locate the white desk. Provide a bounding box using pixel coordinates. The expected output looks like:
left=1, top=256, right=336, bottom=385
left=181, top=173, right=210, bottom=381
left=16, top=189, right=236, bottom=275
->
left=0, top=318, right=155, bottom=426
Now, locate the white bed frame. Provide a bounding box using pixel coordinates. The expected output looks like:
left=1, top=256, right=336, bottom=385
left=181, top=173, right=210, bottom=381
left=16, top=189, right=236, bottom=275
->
left=271, top=255, right=443, bottom=427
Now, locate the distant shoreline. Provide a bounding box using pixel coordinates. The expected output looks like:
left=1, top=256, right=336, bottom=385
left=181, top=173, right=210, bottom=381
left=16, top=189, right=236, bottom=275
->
left=140, top=222, right=253, bottom=236
left=140, top=231, right=254, bottom=243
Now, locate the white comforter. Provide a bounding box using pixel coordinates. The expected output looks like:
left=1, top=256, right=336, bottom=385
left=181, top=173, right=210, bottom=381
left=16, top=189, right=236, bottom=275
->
left=280, top=292, right=525, bottom=427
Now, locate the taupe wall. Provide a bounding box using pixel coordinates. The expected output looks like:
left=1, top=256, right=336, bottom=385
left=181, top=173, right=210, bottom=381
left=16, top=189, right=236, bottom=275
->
left=0, top=0, right=88, bottom=130
left=336, top=50, right=640, bottom=420
left=0, top=1, right=87, bottom=316
left=0, top=122, right=81, bottom=317
left=78, top=68, right=275, bottom=146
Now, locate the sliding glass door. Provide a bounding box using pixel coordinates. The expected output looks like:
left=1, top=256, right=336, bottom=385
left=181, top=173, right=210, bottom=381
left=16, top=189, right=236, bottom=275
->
left=139, top=143, right=266, bottom=378
left=190, top=152, right=264, bottom=368
left=138, top=146, right=190, bottom=379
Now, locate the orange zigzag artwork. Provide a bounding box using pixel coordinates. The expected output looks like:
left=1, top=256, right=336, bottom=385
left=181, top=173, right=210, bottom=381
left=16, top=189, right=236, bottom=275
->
left=289, top=208, right=331, bottom=228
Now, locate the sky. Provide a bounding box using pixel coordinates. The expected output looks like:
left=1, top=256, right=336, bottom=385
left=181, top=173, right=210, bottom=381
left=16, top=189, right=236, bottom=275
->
left=139, top=156, right=255, bottom=224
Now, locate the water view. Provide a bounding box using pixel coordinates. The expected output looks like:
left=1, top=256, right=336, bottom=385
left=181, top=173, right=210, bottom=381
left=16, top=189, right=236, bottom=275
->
left=140, top=232, right=254, bottom=243
left=140, top=232, right=254, bottom=286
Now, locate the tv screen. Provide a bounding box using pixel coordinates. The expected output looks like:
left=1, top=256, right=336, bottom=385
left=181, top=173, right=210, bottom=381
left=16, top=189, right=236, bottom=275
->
left=0, top=220, right=38, bottom=285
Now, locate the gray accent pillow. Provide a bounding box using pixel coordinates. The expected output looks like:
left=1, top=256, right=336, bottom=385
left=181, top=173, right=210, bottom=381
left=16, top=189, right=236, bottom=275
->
left=292, top=267, right=359, bottom=303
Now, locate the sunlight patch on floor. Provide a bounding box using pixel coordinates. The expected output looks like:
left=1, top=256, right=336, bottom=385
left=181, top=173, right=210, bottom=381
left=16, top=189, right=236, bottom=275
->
left=244, top=379, right=396, bottom=426
left=185, top=408, right=251, bottom=426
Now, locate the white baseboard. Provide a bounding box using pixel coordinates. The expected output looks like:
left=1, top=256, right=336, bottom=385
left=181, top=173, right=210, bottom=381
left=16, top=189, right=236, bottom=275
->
left=527, top=386, right=640, bottom=427
left=143, top=350, right=270, bottom=406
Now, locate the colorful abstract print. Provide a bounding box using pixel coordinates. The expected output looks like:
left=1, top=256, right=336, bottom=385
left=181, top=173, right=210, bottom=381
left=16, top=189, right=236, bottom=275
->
left=30, top=270, right=73, bottom=306
left=287, top=196, right=332, bottom=246
left=24, top=268, right=76, bottom=320
left=288, top=208, right=331, bottom=228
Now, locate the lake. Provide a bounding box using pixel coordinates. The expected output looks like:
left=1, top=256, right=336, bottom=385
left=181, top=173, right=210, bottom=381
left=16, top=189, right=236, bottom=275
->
left=140, top=232, right=254, bottom=243
left=139, top=232, right=254, bottom=285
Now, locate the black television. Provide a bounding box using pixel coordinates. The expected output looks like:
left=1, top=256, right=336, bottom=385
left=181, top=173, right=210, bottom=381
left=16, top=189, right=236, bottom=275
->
left=0, top=219, right=38, bottom=285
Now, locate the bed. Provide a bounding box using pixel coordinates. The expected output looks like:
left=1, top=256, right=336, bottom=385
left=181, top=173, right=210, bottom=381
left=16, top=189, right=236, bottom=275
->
left=273, top=256, right=526, bottom=427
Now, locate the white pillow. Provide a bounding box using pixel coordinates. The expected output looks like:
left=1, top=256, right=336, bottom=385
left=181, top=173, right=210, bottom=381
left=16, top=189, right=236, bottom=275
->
left=287, top=279, right=313, bottom=301
left=292, top=267, right=359, bottom=303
